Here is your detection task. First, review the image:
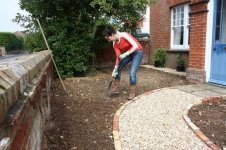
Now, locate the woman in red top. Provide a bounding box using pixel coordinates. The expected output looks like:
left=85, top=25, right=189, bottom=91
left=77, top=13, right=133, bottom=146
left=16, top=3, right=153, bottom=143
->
left=103, top=25, right=144, bottom=100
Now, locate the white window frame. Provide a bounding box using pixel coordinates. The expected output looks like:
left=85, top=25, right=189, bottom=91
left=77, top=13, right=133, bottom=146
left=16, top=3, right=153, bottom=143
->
left=170, top=4, right=190, bottom=50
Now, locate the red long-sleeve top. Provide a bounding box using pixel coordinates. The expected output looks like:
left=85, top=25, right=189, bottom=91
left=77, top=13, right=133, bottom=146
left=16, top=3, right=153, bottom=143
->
left=113, top=32, right=143, bottom=67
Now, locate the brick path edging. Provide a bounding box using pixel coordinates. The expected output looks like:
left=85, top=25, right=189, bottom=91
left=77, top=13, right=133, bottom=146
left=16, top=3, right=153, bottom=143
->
left=183, top=95, right=226, bottom=150
left=112, top=89, right=162, bottom=150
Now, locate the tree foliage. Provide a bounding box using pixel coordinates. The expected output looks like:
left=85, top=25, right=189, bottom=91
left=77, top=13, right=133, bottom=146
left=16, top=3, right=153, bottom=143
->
left=0, top=32, right=23, bottom=51
left=15, top=0, right=154, bottom=77
left=23, top=32, right=46, bottom=52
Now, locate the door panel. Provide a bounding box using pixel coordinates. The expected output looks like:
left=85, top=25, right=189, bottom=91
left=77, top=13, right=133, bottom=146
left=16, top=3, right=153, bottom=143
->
left=210, top=0, right=226, bottom=85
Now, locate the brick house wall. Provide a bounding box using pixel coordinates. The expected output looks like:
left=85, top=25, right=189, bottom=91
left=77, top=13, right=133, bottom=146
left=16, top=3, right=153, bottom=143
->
left=150, top=0, right=209, bottom=83
left=150, top=0, right=191, bottom=51
left=150, top=0, right=191, bottom=68
left=186, top=0, right=209, bottom=83
left=150, top=0, right=171, bottom=51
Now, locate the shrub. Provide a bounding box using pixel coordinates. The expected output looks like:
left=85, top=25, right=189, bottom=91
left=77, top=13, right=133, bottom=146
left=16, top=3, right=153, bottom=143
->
left=176, top=53, right=186, bottom=67
left=23, top=32, right=46, bottom=52
left=91, top=25, right=111, bottom=52
left=176, top=53, right=186, bottom=72
left=48, top=29, right=94, bottom=78
left=153, top=48, right=166, bottom=67
left=0, top=32, right=23, bottom=51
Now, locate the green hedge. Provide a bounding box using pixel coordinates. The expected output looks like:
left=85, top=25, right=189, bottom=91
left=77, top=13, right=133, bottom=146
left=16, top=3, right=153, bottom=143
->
left=23, top=32, right=46, bottom=52
left=0, top=32, right=23, bottom=51
left=153, top=48, right=167, bottom=67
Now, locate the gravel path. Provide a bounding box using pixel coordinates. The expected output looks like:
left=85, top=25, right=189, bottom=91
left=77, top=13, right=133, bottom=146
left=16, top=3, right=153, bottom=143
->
left=119, top=88, right=209, bottom=150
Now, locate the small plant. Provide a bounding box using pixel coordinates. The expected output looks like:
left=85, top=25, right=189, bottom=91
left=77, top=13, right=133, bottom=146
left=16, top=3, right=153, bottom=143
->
left=176, top=53, right=186, bottom=72
left=153, top=48, right=166, bottom=67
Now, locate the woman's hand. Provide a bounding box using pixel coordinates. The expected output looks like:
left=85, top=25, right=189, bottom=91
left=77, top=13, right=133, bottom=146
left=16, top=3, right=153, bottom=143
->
left=119, top=51, right=130, bottom=59
left=112, top=66, right=118, bottom=77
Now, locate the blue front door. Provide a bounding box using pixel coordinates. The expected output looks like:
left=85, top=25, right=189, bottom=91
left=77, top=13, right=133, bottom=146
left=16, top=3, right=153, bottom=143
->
left=210, top=0, right=226, bottom=85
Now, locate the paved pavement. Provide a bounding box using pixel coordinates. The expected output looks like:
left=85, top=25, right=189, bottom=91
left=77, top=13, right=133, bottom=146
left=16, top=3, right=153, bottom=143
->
left=113, top=65, right=226, bottom=150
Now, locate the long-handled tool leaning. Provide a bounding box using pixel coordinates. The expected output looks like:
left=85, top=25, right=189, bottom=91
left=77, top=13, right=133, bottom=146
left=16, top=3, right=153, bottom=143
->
left=36, top=19, right=68, bottom=94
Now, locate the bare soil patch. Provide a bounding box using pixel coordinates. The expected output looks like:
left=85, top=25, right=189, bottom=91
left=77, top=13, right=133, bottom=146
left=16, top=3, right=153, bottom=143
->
left=188, top=100, right=226, bottom=149
left=43, top=67, right=190, bottom=150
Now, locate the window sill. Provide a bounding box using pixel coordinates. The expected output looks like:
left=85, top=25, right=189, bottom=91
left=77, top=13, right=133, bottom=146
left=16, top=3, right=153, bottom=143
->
left=166, top=49, right=189, bottom=52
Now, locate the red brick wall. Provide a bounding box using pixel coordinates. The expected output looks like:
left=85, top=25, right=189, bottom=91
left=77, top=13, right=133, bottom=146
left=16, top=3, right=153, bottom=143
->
left=151, top=0, right=209, bottom=83
left=186, top=0, right=209, bottom=83
left=150, top=0, right=191, bottom=67
left=168, top=0, right=191, bottom=7
left=188, top=0, right=208, bottom=69
left=150, top=0, right=192, bottom=51
left=10, top=60, right=53, bottom=150
left=150, top=0, right=171, bottom=51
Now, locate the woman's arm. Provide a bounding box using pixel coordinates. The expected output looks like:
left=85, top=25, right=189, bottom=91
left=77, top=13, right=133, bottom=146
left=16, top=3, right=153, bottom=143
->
left=114, top=45, right=121, bottom=67
left=120, top=32, right=139, bottom=54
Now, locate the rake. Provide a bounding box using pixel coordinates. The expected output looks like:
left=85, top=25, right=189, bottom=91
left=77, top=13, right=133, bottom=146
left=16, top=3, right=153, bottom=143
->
left=102, top=77, right=118, bottom=99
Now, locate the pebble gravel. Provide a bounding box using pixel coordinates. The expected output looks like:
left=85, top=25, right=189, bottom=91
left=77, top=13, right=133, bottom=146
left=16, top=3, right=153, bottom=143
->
left=119, top=88, right=209, bottom=150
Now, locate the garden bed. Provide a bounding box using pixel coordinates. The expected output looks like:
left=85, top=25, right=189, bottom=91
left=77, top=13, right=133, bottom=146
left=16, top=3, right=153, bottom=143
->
left=188, top=98, right=226, bottom=149
left=42, top=67, right=191, bottom=149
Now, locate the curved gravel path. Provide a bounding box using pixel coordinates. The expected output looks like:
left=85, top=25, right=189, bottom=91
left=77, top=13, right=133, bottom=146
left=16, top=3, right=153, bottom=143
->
left=119, top=88, right=209, bottom=150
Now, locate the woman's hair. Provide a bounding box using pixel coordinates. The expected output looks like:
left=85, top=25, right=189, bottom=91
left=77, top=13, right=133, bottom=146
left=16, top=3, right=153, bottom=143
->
left=102, top=25, right=116, bottom=37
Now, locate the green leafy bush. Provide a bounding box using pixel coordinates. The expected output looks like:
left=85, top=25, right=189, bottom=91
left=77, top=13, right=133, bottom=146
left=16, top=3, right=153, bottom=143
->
left=0, top=32, right=23, bottom=51
left=47, top=25, right=94, bottom=78
left=23, top=32, right=46, bottom=52
left=176, top=53, right=186, bottom=67
left=91, top=25, right=112, bottom=52
left=176, top=53, right=186, bottom=72
left=153, top=48, right=166, bottom=67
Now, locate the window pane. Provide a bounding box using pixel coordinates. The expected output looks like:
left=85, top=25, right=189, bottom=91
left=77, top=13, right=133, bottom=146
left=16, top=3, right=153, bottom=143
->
left=216, top=12, right=221, bottom=26
left=188, top=25, right=190, bottom=45
left=180, top=26, right=184, bottom=45
left=181, top=6, right=184, bottom=12
left=221, top=0, right=226, bottom=43
left=217, top=0, right=222, bottom=14
left=181, top=19, right=184, bottom=25
left=176, top=7, right=179, bottom=15
left=173, top=26, right=184, bottom=45
left=215, top=27, right=220, bottom=42
left=171, top=4, right=188, bottom=48
left=177, top=19, right=179, bottom=26
left=177, top=13, right=180, bottom=20
left=215, top=0, right=222, bottom=42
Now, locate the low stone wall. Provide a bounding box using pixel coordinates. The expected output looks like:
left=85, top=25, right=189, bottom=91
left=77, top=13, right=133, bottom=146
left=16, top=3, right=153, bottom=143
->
left=0, top=50, right=53, bottom=150
left=165, top=51, right=189, bottom=69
